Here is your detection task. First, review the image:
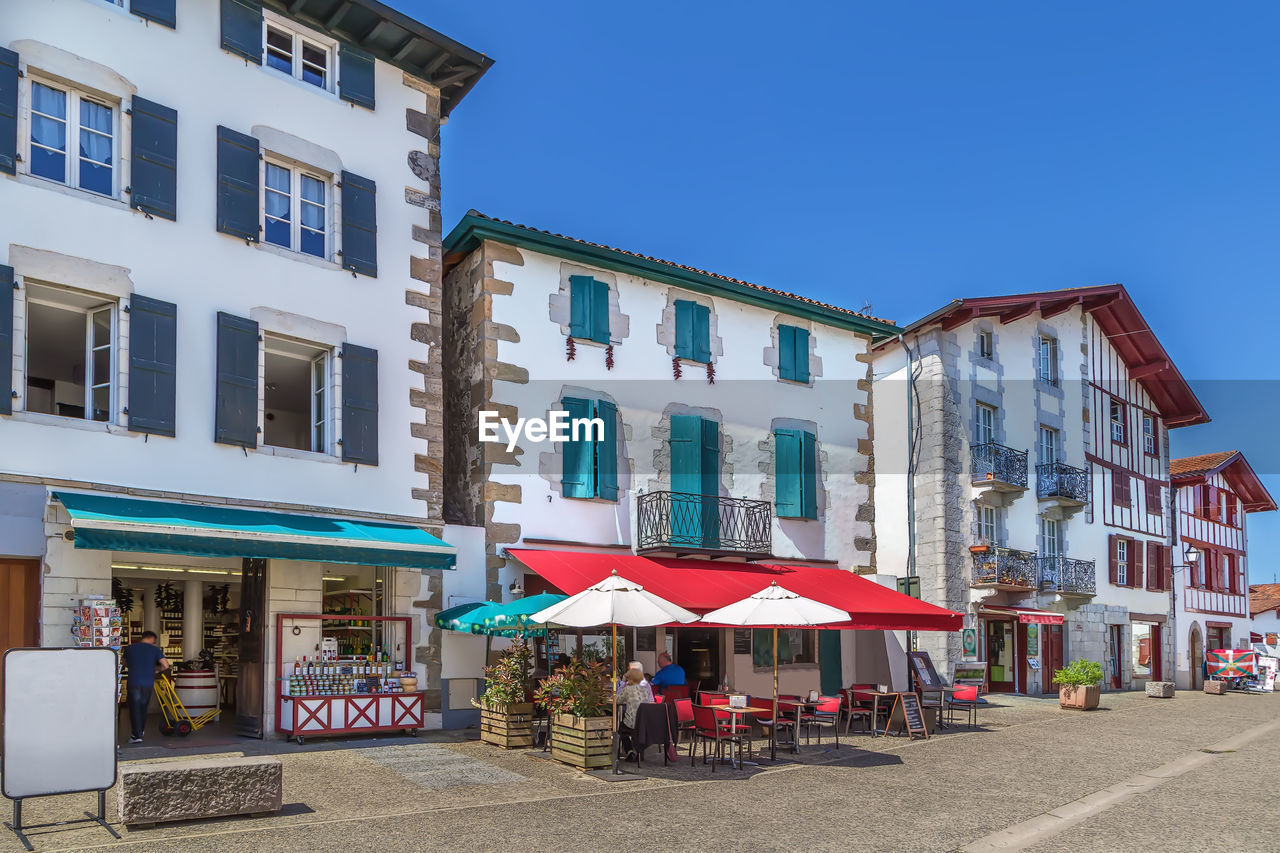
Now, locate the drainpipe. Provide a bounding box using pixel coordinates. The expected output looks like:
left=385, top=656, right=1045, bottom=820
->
left=899, top=334, right=920, bottom=688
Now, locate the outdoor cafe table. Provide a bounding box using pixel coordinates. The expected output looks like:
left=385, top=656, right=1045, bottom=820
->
left=710, top=704, right=769, bottom=767
left=852, top=690, right=900, bottom=737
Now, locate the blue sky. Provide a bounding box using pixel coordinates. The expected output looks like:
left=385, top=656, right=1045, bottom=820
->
left=405, top=1, right=1280, bottom=580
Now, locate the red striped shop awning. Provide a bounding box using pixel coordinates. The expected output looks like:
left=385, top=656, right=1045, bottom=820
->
left=979, top=605, right=1064, bottom=625
left=505, top=549, right=962, bottom=632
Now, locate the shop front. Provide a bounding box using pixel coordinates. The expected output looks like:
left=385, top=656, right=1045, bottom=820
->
left=44, top=491, right=455, bottom=741
left=976, top=605, right=1065, bottom=695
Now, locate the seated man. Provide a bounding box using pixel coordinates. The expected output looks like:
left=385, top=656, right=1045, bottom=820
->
left=650, top=652, right=686, bottom=695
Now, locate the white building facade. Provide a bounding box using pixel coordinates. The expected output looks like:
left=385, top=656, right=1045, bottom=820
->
left=873, top=285, right=1209, bottom=694
left=0, top=0, right=491, bottom=736
left=1170, top=451, right=1276, bottom=688
left=440, top=212, right=913, bottom=698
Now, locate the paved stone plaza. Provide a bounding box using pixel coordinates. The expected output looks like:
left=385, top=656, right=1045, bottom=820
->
left=3, top=690, right=1276, bottom=852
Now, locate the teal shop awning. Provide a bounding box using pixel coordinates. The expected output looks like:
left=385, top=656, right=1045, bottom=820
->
left=54, top=492, right=456, bottom=570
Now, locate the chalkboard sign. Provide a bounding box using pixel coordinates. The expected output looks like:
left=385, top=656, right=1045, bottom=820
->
left=888, top=691, right=929, bottom=740
left=636, top=628, right=656, bottom=653
left=733, top=629, right=752, bottom=655
left=909, top=651, right=944, bottom=690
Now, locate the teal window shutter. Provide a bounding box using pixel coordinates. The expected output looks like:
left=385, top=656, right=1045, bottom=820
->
left=590, top=279, right=610, bottom=344
left=561, top=397, right=595, bottom=498
left=339, top=44, right=376, bottom=110
left=0, top=48, right=16, bottom=176
left=341, top=344, right=379, bottom=465
left=220, top=0, right=262, bottom=64
left=0, top=264, right=12, bottom=415
left=801, top=430, right=818, bottom=519
left=569, top=276, right=591, bottom=339
left=674, top=300, right=694, bottom=359
left=699, top=418, right=719, bottom=497
left=778, top=325, right=796, bottom=380
left=669, top=414, right=701, bottom=495
left=215, top=126, right=259, bottom=241
left=692, top=304, right=711, bottom=363
left=130, top=97, right=178, bottom=221
left=596, top=399, right=619, bottom=500
left=793, top=328, right=810, bottom=382
left=774, top=429, right=801, bottom=517
left=340, top=171, right=377, bottom=277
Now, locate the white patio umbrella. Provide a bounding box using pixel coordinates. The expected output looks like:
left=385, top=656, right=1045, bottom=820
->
left=531, top=570, right=698, bottom=769
left=700, top=581, right=848, bottom=759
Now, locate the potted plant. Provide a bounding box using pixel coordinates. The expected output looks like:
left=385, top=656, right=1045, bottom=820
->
left=1053, top=658, right=1103, bottom=710
left=534, top=658, right=612, bottom=769
left=477, top=641, right=534, bottom=748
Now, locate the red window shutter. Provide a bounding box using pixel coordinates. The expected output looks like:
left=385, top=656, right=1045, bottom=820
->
left=1146, top=541, right=1158, bottom=590
left=1131, top=539, right=1144, bottom=588
left=1207, top=486, right=1220, bottom=522
left=1163, top=545, right=1173, bottom=591
left=1108, top=534, right=1118, bottom=585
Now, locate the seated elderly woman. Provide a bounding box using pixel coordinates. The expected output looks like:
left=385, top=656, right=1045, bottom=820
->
left=616, top=668, right=651, bottom=759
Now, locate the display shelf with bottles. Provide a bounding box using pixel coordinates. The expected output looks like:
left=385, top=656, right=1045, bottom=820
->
left=160, top=607, right=184, bottom=659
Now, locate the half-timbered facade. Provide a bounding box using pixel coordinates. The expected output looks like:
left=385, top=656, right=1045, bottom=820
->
left=1170, top=451, right=1276, bottom=688
left=873, top=284, right=1209, bottom=694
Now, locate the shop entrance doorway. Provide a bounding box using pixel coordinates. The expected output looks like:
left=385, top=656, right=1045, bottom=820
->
left=1041, top=623, right=1064, bottom=693
left=1108, top=624, right=1124, bottom=689
left=1, top=559, right=39, bottom=654
left=677, top=628, right=722, bottom=695
left=237, top=558, right=267, bottom=738
left=1189, top=625, right=1203, bottom=689
left=985, top=619, right=1019, bottom=692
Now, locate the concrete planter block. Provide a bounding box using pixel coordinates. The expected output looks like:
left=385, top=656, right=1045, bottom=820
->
left=118, top=757, right=282, bottom=826
left=1145, top=681, right=1175, bottom=698
left=1204, top=680, right=1228, bottom=695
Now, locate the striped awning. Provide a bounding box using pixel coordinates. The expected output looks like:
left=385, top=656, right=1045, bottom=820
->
left=55, top=492, right=455, bottom=570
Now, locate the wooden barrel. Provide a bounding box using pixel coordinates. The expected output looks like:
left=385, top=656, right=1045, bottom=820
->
left=174, top=670, right=220, bottom=718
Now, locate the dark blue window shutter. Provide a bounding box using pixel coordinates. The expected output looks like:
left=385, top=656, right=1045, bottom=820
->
left=130, top=0, right=176, bottom=28
left=214, top=312, right=259, bottom=447
left=127, top=294, right=177, bottom=436
left=596, top=399, right=619, bottom=501
left=778, top=325, right=796, bottom=380
left=793, top=327, right=810, bottom=383
left=801, top=430, right=818, bottom=519
left=0, top=265, right=12, bottom=415
left=774, top=429, right=801, bottom=517
left=692, top=304, right=711, bottom=363
left=674, top=300, right=694, bottom=360
left=0, top=48, right=17, bottom=176
left=561, top=397, right=594, bottom=498
left=220, top=0, right=262, bottom=64
left=569, top=275, right=592, bottom=339
left=341, top=344, right=378, bottom=465
left=339, top=44, right=376, bottom=110
left=130, top=97, right=177, bottom=221
left=590, top=280, right=610, bottom=344
left=216, top=126, right=259, bottom=241
left=340, top=171, right=377, bottom=277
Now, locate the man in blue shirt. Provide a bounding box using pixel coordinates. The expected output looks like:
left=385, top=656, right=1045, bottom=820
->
left=650, top=652, right=686, bottom=695
left=122, top=631, right=170, bottom=743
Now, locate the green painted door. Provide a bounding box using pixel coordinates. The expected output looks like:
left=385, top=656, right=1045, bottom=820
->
left=819, top=631, right=843, bottom=695
left=669, top=415, right=719, bottom=548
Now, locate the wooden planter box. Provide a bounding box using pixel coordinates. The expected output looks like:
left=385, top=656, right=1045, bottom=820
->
left=479, top=700, right=534, bottom=749
left=1058, top=684, right=1100, bottom=710
left=550, top=713, right=613, bottom=770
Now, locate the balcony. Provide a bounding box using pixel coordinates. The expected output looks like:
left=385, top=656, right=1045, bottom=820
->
left=1037, top=462, right=1089, bottom=515
left=971, top=545, right=1037, bottom=590
left=971, top=443, right=1028, bottom=494
left=636, top=491, right=773, bottom=559
left=1037, top=556, right=1097, bottom=597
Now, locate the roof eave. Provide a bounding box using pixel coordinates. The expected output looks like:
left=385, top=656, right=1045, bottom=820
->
left=444, top=214, right=902, bottom=339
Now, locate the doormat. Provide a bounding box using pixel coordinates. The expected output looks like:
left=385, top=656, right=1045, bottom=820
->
left=162, top=739, right=242, bottom=749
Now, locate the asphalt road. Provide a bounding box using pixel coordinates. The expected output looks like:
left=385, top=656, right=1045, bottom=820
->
left=6, top=689, right=1277, bottom=852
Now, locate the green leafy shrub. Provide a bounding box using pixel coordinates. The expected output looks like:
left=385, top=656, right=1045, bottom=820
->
left=480, top=641, right=533, bottom=706
left=1052, top=658, right=1103, bottom=688
left=534, top=658, right=610, bottom=717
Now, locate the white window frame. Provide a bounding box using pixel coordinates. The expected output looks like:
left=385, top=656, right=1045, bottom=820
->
left=1142, top=415, right=1156, bottom=454
left=262, top=14, right=337, bottom=94
left=1040, top=516, right=1061, bottom=558
left=261, top=336, right=334, bottom=456
left=23, top=285, right=118, bottom=423
left=978, top=505, right=1000, bottom=545
left=1110, top=398, right=1126, bottom=443
left=1039, top=425, right=1058, bottom=465
left=977, top=329, right=993, bottom=360
left=1037, top=335, right=1058, bottom=385
left=261, top=156, right=333, bottom=261
left=1116, top=539, right=1129, bottom=586
left=975, top=403, right=996, bottom=445
left=26, top=77, right=118, bottom=199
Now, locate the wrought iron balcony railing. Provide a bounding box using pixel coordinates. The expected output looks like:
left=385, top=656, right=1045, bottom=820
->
left=971, top=545, right=1037, bottom=588
left=971, top=443, right=1028, bottom=490
left=636, top=491, right=773, bottom=557
left=1037, top=462, right=1089, bottom=504
left=1037, top=556, right=1097, bottom=596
